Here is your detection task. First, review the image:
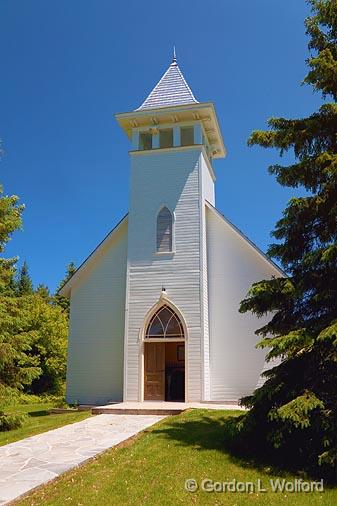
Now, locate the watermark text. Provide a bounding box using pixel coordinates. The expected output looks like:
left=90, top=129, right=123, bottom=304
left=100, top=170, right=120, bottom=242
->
left=185, top=478, right=324, bottom=493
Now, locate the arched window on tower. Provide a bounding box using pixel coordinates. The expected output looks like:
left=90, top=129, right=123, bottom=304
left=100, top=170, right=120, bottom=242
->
left=156, top=206, right=173, bottom=253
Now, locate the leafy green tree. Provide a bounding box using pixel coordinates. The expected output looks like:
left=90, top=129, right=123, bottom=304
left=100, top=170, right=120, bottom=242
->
left=0, top=175, right=68, bottom=399
left=17, top=260, right=33, bottom=295
left=0, top=295, right=68, bottom=395
left=0, top=184, right=24, bottom=294
left=29, top=296, right=68, bottom=394
left=0, top=296, right=42, bottom=391
left=54, top=262, right=76, bottom=314
left=236, top=0, right=337, bottom=478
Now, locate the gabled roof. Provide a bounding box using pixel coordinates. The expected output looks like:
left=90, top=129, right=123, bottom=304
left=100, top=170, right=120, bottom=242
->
left=136, top=55, right=198, bottom=111
left=58, top=214, right=128, bottom=297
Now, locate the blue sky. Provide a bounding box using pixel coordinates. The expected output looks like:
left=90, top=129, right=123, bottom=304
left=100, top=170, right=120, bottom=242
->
left=1, top=0, right=322, bottom=291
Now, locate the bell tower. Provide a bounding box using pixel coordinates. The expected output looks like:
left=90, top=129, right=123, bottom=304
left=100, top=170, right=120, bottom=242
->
left=116, top=52, right=226, bottom=402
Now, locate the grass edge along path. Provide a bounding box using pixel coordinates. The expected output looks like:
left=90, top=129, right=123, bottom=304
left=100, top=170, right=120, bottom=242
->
left=0, top=401, right=91, bottom=446
left=17, top=409, right=337, bottom=506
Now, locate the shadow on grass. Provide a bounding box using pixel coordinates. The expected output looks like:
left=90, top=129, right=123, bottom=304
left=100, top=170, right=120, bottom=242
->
left=152, top=412, right=301, bottom=478
left=28, top=410, right=50, bottom=417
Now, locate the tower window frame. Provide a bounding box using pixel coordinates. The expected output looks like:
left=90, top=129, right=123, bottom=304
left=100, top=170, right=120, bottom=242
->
left=156, top=206, right=174, bottom=254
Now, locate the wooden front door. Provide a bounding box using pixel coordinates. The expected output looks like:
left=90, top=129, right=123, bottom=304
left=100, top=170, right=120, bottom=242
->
left=144, top=342, right=165, bottom=400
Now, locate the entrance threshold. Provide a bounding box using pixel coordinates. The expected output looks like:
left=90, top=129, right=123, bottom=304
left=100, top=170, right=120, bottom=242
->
left=91, top=401, right=242, bottom=415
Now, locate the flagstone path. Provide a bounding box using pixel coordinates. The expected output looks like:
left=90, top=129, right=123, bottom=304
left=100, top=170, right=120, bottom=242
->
left=0, top=414, right=165, bottom=504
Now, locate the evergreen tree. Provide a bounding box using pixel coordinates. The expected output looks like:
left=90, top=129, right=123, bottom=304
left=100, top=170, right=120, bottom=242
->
left=4, top=267, right=18, bottom=297
left=17, top=260, right=33, bottom=295
left=0, top=183, right=24, bottom=294
left=235, top=0, right=337, bottom=478
left=35, top=284, right=51, bottom=300
left=54, top=262, right=76, bottom=314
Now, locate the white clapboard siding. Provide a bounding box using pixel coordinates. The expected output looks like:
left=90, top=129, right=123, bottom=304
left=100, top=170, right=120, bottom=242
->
left=125, top=147, right=209, bottom=401
left=199, top=154, right=215, bottom=400
left=66, top=219, right=128, bottom=405
left=206, top=205, right=283, bottom=402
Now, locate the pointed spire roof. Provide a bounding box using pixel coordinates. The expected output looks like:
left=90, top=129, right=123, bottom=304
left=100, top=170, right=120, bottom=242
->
left=136, top=50, right=198, bottom=111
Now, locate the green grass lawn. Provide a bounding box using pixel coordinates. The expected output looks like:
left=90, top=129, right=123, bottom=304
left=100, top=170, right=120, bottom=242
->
left=0, top=401, right=91, bottom=446
left=17, top=409, right=337, bottom=506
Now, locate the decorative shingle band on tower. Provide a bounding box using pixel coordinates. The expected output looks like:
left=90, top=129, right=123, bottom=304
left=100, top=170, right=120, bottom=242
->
left=136, top=51, right=198, bottom=111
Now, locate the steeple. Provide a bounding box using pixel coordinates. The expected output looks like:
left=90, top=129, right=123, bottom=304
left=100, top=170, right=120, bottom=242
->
left=172, top=45, right=177, bottom=64
left=116, top=53, right=226, bottom=159
left=136, top=51, right=198, bottom=111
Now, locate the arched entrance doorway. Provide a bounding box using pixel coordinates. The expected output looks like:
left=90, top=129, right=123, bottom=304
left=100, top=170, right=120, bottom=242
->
left=144, top=304, right=185, bottom=402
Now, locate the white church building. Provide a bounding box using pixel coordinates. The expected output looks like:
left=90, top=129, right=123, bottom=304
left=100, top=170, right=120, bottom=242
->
left=60, top=53, right=282, bottom=405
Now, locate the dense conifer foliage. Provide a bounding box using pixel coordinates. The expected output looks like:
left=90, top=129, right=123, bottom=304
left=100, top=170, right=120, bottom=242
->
left=237, top=0, right=337, bottom=479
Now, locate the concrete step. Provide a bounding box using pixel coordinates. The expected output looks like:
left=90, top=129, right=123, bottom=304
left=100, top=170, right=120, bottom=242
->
left=90, top=400, right=242, bottom=416
left=92, top=406, right=184, bottom=415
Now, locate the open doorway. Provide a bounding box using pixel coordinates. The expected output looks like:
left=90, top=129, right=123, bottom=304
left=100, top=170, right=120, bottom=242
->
left=143, top=304, right=186, bottom=402
left=165, top=342, right=185, bottom=401
left=144, top=341, right=185, bottom=401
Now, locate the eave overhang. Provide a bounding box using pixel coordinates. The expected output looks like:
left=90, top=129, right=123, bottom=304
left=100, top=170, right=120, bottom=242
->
left=115, top=102, right=226, bottom=159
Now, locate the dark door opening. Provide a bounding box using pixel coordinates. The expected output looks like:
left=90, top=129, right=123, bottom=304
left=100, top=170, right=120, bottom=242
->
left=165, top=342, right=185, bottom=401
left=144, top=305, right=185, bottom=402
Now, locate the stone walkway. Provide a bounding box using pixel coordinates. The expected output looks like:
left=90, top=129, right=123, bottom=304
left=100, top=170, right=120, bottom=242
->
left=0, top=414, right=165, bottom=505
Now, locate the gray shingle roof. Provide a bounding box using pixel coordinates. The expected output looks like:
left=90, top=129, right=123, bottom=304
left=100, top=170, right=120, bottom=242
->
left=136, top=60, right=198, bottom=111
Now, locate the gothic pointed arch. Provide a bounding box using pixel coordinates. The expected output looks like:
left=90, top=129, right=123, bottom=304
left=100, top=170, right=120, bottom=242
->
left=156, top=206, right=173, bottom=253
left=146, top=304, right=184, bottom=339
left=142, top=295, right=187, bottom=342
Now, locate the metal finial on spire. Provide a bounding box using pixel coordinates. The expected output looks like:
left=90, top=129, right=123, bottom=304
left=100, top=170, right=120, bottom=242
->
left=172, top=45, right=177, bottom=64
